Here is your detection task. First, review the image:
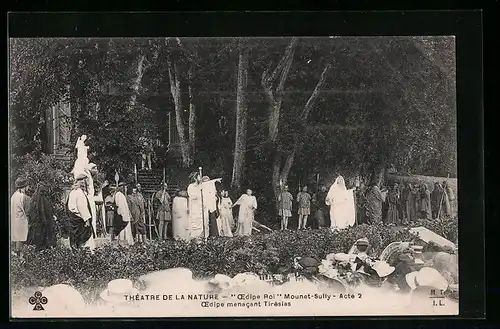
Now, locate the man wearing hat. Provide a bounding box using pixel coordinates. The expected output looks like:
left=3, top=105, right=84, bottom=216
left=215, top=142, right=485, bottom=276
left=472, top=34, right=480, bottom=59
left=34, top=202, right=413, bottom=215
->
left=11, top=177, right=31, bottom=255
left=387, top=251, right=424, bottom=293
left=67, top=174, right=95, bottom=250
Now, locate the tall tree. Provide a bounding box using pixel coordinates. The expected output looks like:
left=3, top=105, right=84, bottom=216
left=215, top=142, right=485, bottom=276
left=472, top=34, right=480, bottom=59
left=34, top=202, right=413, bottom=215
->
left=231, top=43, right=249, bottom=189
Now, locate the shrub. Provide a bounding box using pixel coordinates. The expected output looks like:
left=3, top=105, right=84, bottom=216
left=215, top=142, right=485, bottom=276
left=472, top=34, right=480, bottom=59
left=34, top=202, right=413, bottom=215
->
left=10, top=152, right=73, bottom=219
left=11, top=225, right=416, bottom=302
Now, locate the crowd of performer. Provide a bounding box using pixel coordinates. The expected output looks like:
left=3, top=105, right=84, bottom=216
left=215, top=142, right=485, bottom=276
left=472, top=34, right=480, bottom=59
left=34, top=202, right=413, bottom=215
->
left=10, top=135, right=456, bottom=255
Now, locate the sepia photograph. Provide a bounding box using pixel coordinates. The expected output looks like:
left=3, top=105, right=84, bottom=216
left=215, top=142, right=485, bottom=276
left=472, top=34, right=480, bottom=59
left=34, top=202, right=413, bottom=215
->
left=9, top=35, right=459, bottom=317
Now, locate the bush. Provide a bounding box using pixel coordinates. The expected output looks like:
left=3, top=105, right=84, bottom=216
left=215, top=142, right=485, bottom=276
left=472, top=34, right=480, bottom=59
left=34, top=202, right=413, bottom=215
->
left=11, top=225, right=416, bottom=303
left=10, top=152, right=73, bottom=219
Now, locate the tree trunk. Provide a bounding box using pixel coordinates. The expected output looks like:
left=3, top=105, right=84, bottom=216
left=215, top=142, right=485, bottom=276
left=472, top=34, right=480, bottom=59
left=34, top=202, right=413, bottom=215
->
left=231, top=45, right=249, bottom=189
left=188, top=65, right=196, bottom=159
left=167, top=56, right=191, bottom=167
left=128, top=54, right=146, bottom=112
left=271, top=64, right=331, bottom=203
left=272, top=154, right=282, bottom=199
left=262, top=38, right=298, bottom=144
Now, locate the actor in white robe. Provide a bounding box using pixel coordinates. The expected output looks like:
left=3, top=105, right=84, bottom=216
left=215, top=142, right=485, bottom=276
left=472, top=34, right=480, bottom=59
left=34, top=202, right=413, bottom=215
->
left=233, top=189, right=257, bottom=236
left=172, top=191, right=190, bottom=241
left=187, top=177, right=221, bottom=239
left=187, top=180, right=209, bottom=239
left=325, top=175, right=356, bottom=231
left=114, top=188, right=134, bottom=245
left=218, top=191, right=234, bottom=237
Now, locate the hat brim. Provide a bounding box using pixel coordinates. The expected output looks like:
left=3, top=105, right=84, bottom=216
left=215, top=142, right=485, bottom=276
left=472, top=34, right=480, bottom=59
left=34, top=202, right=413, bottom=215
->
left=99, top=288, right=139, bottom=304
left=405, top=272, right=418, bottom=290
left=375, top=267, right=395, bottom=277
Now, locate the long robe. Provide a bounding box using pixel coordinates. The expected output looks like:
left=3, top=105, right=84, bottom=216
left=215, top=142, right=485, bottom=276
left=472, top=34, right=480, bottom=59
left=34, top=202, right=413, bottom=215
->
left=172, top=195, right=190, bottom=241
left=11, top=191, right=30, bottom=242
left=365, top=186, right=384, bottom=224
left=419, top=188, right=432, bottom=220
left=386, top=189, right=400, bottom=224
left=325, top=177, right=356, bottom=230
left=354, top=188, right=367, bottom=225
left=115, top=191, right=134, bottom=245
left=187, top=183, right=209, bottom=239
left=27, top=191, right=56, bottom=250
left=208, top=195, right=220, bottom=237
left=312, top=191, right=329, bottom=227
left=218, top=197, right=234, bottom=237
left=234, top=194, right=257, bottom=236
left=406, top=188, right=418, bottom=223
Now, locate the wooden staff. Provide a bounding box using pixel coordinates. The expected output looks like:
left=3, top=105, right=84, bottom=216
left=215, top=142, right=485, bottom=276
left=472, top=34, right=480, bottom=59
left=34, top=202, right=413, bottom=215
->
left=279, top=179, right=285, bottom=230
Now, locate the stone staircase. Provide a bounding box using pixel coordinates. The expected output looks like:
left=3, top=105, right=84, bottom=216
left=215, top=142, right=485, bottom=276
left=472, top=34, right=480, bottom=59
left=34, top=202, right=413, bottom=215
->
left=136, top=169, right=179, bottom=196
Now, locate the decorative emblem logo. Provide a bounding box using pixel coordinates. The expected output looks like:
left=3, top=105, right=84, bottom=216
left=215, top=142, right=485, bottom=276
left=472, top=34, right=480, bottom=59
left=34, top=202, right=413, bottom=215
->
left=29, top=291, right=48, bottom=311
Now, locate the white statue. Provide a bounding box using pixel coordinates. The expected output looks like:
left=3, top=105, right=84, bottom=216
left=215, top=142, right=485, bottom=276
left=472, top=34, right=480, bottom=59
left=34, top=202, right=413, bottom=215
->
left=72, top=135, right=90, bottom=179
left=71, top=135, right=97, bottom=248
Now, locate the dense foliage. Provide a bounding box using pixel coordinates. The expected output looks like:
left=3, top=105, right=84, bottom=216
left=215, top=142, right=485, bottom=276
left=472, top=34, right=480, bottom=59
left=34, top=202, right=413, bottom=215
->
left=10, top=37, right=456, bottom=189
left=10, top=152, right=73, bottom=217
left=12, top=225, right=419, bottom=302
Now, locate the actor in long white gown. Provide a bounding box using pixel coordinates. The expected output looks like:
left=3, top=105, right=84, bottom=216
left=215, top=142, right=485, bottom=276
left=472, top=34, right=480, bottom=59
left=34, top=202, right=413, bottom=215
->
left=172, top=191, right=190, bottom=241
left=325, top=176, right=356, bottom=230
left=217, top=191, right=234, bottom=237
left=187, top=174, right=209, bottom=239
left=233, top=189, right=257, bottom=236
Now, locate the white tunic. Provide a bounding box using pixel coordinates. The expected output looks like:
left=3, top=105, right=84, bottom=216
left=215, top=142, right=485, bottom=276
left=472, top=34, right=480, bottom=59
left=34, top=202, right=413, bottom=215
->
left=10, top=191, right=29, bottom=242
left=187, top=183, right=209, bottom=239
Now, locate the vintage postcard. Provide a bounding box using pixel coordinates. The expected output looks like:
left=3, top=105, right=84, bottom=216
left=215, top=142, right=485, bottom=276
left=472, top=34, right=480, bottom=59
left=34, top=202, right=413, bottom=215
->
left=10, top=35, right=459, bottom=318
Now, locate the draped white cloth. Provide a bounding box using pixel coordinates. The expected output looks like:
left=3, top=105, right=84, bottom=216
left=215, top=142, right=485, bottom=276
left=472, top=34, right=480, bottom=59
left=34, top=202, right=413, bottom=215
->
left=115, top=191, right=134, bottom=245
left=218, top=197, right=234, bottom=237
left=233, top=194, right=257, bottom=236
left=187, top=183, right=209, bottom=239
left=172, top=196, right=190, bottom=241
left=325, top=176, right=356, bottom=230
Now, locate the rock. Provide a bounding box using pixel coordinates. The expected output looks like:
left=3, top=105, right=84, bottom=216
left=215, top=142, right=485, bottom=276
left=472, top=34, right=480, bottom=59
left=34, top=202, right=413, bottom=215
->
left=432, top=252, right=458, bottom=282
left=139, top=268, right=202, bottom=294
left=41, top=284, right=86, bottom=316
